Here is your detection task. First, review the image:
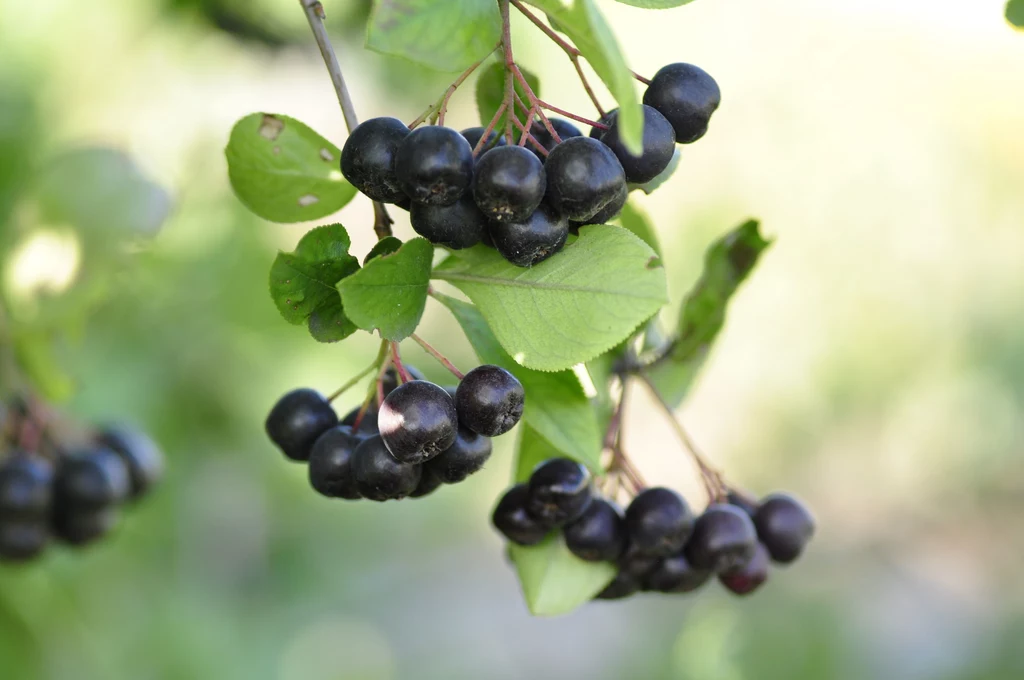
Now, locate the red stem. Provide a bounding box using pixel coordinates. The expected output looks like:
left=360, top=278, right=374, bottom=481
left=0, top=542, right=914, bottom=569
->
left=390, top=342, right=412, bottom=383
left=474, top=101, right=508, bottom=157
left=410, top=333, right=465, bottom=380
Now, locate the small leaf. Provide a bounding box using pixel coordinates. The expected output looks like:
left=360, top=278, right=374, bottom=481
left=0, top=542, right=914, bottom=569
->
left=268, top=224, right=360, bottom=343
left=433, top=226, right=667, bottom=372
left=475, top=63, right=541, bottom=138
left=364, top=236, right=403, bottom=264
left=225, top=113, right=355, bottom=223
left=615, top=199, right=662, bottom=257
left=646, top=220, right=770, bottom=407
left=527, top=0, right=643, bottom=154
left=339, top=238, right=433, bottom=341
left=629, top=148, right=680, bottom=195
left=434, top=293, right=602, bottom=467
left=613, top=0, right=697, bottom=8
left=1008, top=0, right=1024, bottom=28
left=508, top=525, right=616, bottom=617
left=366, top=0, right=501, bottom=72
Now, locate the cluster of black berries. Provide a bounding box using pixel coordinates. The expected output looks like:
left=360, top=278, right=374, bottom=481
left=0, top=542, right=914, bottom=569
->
left=265, top=364, right=525, bottom=501
left=0, top=399, right=164, bottom=564
left=340, top=63, right=719, bottom=267
left=493, top=458, right=815, bottom=600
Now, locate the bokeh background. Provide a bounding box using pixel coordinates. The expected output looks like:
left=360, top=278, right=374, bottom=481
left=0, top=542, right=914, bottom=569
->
left=1, top=0, right=1023, bottom=678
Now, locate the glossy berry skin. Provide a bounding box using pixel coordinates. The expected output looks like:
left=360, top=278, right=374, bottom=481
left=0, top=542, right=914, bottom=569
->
left=455, top=365, right=525, bottom=437
left=526, top=458, right=593, bottom=529
left=0, top=454, right=53, bottom=519
left=719, top=542, right=770, bottom=595
left=544, top=137, right=626, bottom=222
left=489, top=201, right=569, bottom=267
left=472, top=146, right=546, bottom=224
left=340, top=117, right=410, bottom=203
left=618, top=542, right=660, bottom=580
left=563, top=498, right=626, bottom=562
left=378, top=381, right=459, bottom=465
left=597, top=105, right=676, bottom=184
left=341, top=406, right=379, bottom=437
left=726, top=490, right=760, bottom=518
left=351, top=435, right=422, bottom=501
left=624, top=487, right=694, bottom=557
left=424, top=427, right=493, bottom=484
left=307, top=425, right=362, bottom=500
left=461, top=127, right=506, bottom=153
left=54, top=448, right=131, bottom=511
left=753, top=493, right=815, bottom=564
left=394, top=125, right=474, bottom=206
left=595, top=571, right=641, bottom=600
left=409, top=467, right=444, bottom=498
left=643, top=63, right=721, bottom=144
left=265, top=389, right=338, bottom=462
left=51, top=507, right=117, bottom=547
left=410, top=195, right=487, bottom=249
left=492, top=483, right=548, bottom=546
left=530, top=118, right=582, bottom=156
left=685, top=504, right=758, bottom=573
left=570, top=183, right=627, bottom=231
left=645, top=553, right=712, bottom=593
left=98, top=426, right=163, bottom=500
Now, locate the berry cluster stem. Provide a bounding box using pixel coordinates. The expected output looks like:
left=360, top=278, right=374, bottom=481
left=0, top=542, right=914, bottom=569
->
left=390, top=341, right=412, bottom=383
left=352, top=340, right=390, bottom=431
left=326, top=361, right=378, bottom=403
left=603, top=381, right=647, bottom=494
left=409, top=46, right=498, bottom=129
left=410, top=333, right=465, bottom=380
left=298, top=0, right=393, bottom=239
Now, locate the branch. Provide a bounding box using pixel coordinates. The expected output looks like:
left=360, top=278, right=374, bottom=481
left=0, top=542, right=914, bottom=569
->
left=411, top=333, right=465, bottom=380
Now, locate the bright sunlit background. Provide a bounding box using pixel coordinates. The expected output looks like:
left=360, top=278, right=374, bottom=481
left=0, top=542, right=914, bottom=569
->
left=1, top=0, right=1023, bottom=678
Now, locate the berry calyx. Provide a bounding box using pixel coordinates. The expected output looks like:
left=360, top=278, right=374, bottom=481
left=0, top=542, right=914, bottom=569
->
left=643, top=63, right=721, bottom=144
left=378, top=380, right=459, bottom=464
left=684, top=504, right=758, bottom=573
left=410, top=195, right=487, bottom=249
left=596, top=105, right=676, bottom=184
left=488, top=201, right=569, bottom=267
left=265, top=388, right=339, bottom=462
left=455, top=365, right=525, bottom=437
left=563, top=497, right=626, bottom=562
left=394, top=125, right=474, bottom=206
left=423, top=427, right=493, bottom=484
left=753, top=493, right=815, bottom=564
left=340, top=116, right=410, bottom=203
left=351, top=435, right=422, bottom=501
left=719, top=542, right=770, bottom=595
left=624, top=487, right=694, bottom=557
left=544, top=137, right=626, bottom=221
left=472, top=146, right=546, bottom=223
left=307, top=425, right=363, bottom=500
left=525, top=458, right=593, bottom=528
left=644, top=553, right=712, bottom=593
left=492, top=483, right=548, bottom=546
left=97, top=425, right=164, bottom=501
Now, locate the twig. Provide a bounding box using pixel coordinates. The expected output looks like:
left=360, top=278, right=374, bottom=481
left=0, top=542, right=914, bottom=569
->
left=409, top=48, right=497, bottom=129
left=473, top=101, right=508, bottom=157
left=390, top=341, right=412, bottom=383
left=326, top=362, right=378, bottom=402
left=500, top=0, right=516, bottom=143
left=410, top=333, right=465, bottom=380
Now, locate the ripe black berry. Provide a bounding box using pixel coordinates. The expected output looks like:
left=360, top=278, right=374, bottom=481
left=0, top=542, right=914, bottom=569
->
left=0, top=454, right=53, bottom=519
left=618, top=542, right=660, bottom=580
left=51, top=508, right=117, bottom=546
left=719, top=542, right=769, bottom=595
left=394, top=125, right=474, bottom=206
left=570, top=183, right=627, bottom=230
left=726, top=490, right=759, bottom=518
left=351, top=435, right=422, bottom=501
left=488, top=201, right=569, bottom=267
left=684, top=504, right=758, bottom=573
left=410, top=195, right=487, bottom=249
left=455, top=365, right=525, bottom=437
left=594, top=571, right=640, bottom=600
left=589, top=111, right=616, bottom=139
left=341, top=406, right=379, bottom=436
left=645, top=553, right=712, bottom=593
left=492, top=483, right=548, bottom=546
left=526, top=458, right=593, bottom=528
left=307, top=425, right=362, bottom=500
left=544, top=137, right=626, bottom=221
left=423, top=427, right=493, bottom=484
left=382, top=365, right=426, bottom=398
left=643, top=63, right=721, bottom=144
left=563, top=497, right=626, bottom=562
left=472, top=146, right=546, bottom=223
left=340, top=116, right=410, bottom=203
left=461, top=126, right=506, bottom=153
left=54, top=448, right=131, bottom=511
left=97, top=426, right=164, bottom=500
left=378, top=381, right=458, bottom=464
left=265, top=388, right=338, bottom=462
left=0, top=520, right=47, bottom=561
left=624, top=487, right=694, bottom=557
left=753, top=493, right=815, bottom=564
left=596, top=105, right=676, bottom=184
left=409, top=467, right=443, bottom=498
left=530, top=118, right=582, bottom=155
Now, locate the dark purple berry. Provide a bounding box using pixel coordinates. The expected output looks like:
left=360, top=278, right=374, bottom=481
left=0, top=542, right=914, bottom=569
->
left=97, top=425, right=163, bottom=500
left=394, top=125, right=474, bottom=206
left=685, top=504, right=758, bottom=573
left=645, top=553, right=712, bottom=593
left=0, top=520, right=47, bottom=561
left=492, top=483, right=548, bottom=546
left=341, top=406, right=379, bottom=437
left=529, top=118, right=582, bottom=157
left=409, top=467, right=443, bottom=498
left=472, top=146, right=546, bottom=223
left=597, top=105, right=676, bottom=184
left=0, top=454, right=53, bottom=520
left=489, top=201, right=569, bottom=267
left=423, top=427, right=492, bottom=484
left=618, top=541, right=660, bottom=580
left=544, top=137, right=626, bottom=222
left=753, top=493, right=815, bottom=564
left=378, top=381, right=459, bottom=464
left=54, top=448, right=131, bottom=511
left=594, top=571, right=640, bottom=600
left=726, top=490, right=759, bottom=517
left=340, top=116, right=410, bottom=203
left=455, top=365, right=524, bottom=437
left=624, top=487, right=694, bottom=557
left=381, top=364, right=426, bottom=398
left=351, top=435, right=422, bottom=501
left=643, top=63, right=720, bottom=144
left=569, top=183, right=627, bottom=231
left=526, top=458, right=593, bottom=528
left=307, top=425, right=362, bottom=500
left=410, top=194, right=487, bottom=249
left=265, top=388, right=338, bottom=462
left=461, top=127, right=506, bottom=153
left=563, top=497, right=626, bottom=562
left=719, top=542, right=770, bottom=595
left=51, top=507, right=117, bottom=547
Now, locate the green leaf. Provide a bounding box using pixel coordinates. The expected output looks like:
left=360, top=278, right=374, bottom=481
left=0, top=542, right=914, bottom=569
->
left=268, top=224, right=360, bottom=343
left=364, top=236, right=403, bottom=264
left=527, top=0, right=643, bottom=155
left=339, top=238, right=433, bottom=341
left=434, top=293, right=602, bottom=467
left=615, top=199, right=662, bottom=257
left=1008, top=0, right=1024, bottom=28
left=613, top=0, right=696, bottom=8
left=366, top=0, right=501, bottom=72
left=225, top=113, right=355, bottom=223
left=475, top=63, right=541, bottom=139
left=433, top=226, right=667, bottom=371
left=629, top=148, right=680, bottom=195
left=646, top=220, right=770, bottom=407
left=35, top=148, right=172, bottom=240
left=508, top=520, right=616, bottom=616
